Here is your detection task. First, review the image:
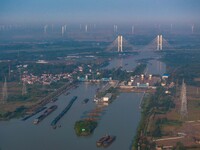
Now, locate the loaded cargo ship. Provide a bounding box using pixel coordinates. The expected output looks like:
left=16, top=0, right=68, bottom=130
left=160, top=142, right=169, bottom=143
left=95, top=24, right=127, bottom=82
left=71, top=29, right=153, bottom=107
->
left=22, top=107, right=47, bottom=121
left=51, top=96, right=78, bottom=128
left=33, top=105, right=57, bottom=124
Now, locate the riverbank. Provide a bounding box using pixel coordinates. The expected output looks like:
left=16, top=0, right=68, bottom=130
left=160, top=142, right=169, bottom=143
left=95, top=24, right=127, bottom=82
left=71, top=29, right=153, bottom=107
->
left=132, top=93, right=155, bottom=150
left=132, top=86, right=176, bottom=150
left=0, top=81, right=78, bottom=120
left=150, top=49, right=200, bottom=149
left=132, top=81, right=200, bottom=149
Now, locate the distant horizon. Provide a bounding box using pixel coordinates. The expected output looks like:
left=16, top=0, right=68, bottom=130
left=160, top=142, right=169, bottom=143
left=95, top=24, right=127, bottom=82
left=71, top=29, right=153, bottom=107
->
left=0, top=0, right=200, bottom=25
left=0, top=22, right=200, bottom=27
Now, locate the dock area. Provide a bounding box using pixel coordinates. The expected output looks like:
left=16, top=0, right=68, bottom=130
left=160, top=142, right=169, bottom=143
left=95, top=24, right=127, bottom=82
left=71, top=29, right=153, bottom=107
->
left=119, top=74, right=161, bottom=93
left=119, top=87, right=156, bottom=93
left=26, top=82, right=76, bottom=115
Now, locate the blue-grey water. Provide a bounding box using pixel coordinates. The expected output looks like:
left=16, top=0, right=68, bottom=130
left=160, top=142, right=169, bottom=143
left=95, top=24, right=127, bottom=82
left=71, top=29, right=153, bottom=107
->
left=0, top=83, right=142, bottom=150
left=0, top=51, right=165, bottom=150
left=106, top=51, right=166, bottom=75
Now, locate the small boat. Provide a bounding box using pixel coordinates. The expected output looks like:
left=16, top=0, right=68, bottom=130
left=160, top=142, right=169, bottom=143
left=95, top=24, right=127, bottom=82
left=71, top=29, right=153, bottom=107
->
left=82, top=98, right=89, bottom=104
left=73, top=85, right=78, bottom=89
left=64, top=92, right=70, bottom=96
left=51, top=98, right=58, bottom=103
left=33, top=118, right=40, bottom=124
left=96, top=135, right=110, bottom=147
left=103, top=136, right=116, bottom=147
left=33, top=105, right=57, bottom=124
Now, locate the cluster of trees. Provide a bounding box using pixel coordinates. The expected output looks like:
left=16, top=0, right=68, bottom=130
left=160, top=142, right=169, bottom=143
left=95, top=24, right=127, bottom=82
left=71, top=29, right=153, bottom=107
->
left=97, top=68, right=130, bottom=81
left=98, top=63, right=146, bottom=81
left=0, top=61, right=21, bottom=82
left=74, top=120, right=97, bottom=136
left=173, top=142, right=186, bottom=150
left=133, top=86, right=175, bottom=149
left=153, top=118, right=183, bottom=137
left=133, top=64, right=147, bottom=75
left=27, top=63, right=77, bottom=76
left=146, top=87, right=175, bottom=114
left=0, top=106, right=27, bottom=120
left=152, top=119, right=163, bottom=137
left=163, top=50, right=200, bottom=86
left=0, top=40, right=107, bottom=61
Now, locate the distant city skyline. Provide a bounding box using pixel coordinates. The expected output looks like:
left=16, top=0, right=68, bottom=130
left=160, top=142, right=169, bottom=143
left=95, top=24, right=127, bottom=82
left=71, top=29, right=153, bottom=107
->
left=0, top=0, right=200, bottom=24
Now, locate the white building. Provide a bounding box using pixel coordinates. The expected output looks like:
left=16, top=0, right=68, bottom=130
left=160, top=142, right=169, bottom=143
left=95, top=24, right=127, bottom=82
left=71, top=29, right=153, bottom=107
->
left=162, top=74, right=169, bottom=79
left=102, top=93, right=112, bottom=102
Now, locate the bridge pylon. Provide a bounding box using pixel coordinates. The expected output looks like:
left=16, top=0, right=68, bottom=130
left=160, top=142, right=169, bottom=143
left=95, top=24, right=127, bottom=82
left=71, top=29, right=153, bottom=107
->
left=118, top=35, right=123, bottom=52
left=157, top=35, right=163, bottom=50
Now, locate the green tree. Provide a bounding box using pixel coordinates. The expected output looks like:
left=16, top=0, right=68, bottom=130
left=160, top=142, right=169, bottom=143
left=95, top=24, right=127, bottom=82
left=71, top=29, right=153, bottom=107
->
left=173, top=142, right=186, bottom=150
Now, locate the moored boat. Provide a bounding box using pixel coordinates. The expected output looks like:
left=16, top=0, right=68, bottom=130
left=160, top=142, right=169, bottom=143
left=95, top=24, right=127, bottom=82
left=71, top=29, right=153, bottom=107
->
left=33, top=105, right=57, bottom=124
left=51, top=96, right=77, bottom=127
left=22, top=107, right=47, bottom=121
left=82, top=98, right=89, bottom=104
left=96, top=135, right=110, bottom=147
left=51, top=98, right=58, bottom=103
left=64, top=92, right=70, bottom=96
left=102, top=136, right=116, bottom=147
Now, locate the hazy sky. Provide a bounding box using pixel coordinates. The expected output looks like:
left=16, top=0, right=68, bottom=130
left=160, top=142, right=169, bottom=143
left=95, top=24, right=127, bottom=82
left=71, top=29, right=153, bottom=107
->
left=0, top=0, right=200, bottom=24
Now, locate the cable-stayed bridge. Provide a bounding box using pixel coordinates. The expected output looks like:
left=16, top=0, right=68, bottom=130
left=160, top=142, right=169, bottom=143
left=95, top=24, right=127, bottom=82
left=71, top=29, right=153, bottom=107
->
left=106, top=35, right=173, bottom=52
left=143, top=35, right=173, bottom=51
left=106, top=35, right=137, bottom=52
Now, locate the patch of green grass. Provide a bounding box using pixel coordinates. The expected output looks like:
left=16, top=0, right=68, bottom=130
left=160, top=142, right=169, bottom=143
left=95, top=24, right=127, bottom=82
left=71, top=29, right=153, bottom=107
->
left=74, top=120, right=97, bottom=136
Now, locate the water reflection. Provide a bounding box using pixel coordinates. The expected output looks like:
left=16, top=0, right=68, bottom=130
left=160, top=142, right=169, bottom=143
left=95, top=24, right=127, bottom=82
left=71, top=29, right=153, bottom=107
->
left=146, top=59, right=166, bottom=75
left=106, top=51, right=166, bottom=75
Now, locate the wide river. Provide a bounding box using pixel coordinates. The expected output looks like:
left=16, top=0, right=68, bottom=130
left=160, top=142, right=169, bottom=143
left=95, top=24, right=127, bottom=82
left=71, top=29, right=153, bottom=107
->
left=106, top=51, right=166, bottom=75
left=0, top=51, right=165, bottom=150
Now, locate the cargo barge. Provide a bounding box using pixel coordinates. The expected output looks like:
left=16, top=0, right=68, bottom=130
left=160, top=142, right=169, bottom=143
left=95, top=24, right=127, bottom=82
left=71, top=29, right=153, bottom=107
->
left=33, top=105, right=57, bottom=124
left=22, top=107, right=47, bottom=121
left=51, top=96, right=78, bottom=128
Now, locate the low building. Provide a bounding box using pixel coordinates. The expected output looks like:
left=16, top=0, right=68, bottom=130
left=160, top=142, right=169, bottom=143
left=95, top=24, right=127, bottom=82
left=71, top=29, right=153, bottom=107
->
left=161, top=82, right=166, bottom=86
left=137, top=83, right=149, bottom=88
left=36, top=60, right=48, bottom=64
left=131, top=75, right=161, bottom=88
left=102, top=93, right=112, bottom=102
left=162, top=74, right=169, bottom=79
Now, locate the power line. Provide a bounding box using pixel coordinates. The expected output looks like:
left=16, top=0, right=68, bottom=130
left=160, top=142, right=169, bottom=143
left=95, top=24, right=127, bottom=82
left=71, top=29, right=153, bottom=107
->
left=22, top=81, right=27, bottom=96
left=2, top=77, right=8, bottom=103
left=180, top=79, right=188, bottom=119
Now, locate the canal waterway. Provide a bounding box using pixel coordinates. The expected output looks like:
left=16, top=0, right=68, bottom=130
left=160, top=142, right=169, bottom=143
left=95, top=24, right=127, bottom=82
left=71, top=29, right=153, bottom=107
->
left=0, top=83, right=142, bottom=150
left=0, top=51, right=166, bottom=150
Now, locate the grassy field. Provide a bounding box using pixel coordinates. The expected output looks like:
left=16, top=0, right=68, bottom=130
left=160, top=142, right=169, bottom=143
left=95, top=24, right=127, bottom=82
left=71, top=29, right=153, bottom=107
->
left=0, top=81, right=66, bottom=113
